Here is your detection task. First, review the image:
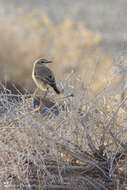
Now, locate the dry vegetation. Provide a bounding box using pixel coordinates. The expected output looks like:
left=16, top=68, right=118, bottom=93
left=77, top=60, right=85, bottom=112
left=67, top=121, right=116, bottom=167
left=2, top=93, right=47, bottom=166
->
left=0, top=72, right=127, bottom=190
left=0, top=9, right=127, bottom=190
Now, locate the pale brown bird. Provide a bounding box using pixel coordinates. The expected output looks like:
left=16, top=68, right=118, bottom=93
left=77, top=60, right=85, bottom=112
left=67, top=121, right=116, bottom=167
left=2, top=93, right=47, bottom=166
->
left=32, top=58, right=60, bottom=94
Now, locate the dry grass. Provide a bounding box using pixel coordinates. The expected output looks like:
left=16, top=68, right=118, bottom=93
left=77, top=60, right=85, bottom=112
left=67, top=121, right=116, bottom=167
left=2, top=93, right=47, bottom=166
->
left=0, top=72, right=127, bottom=190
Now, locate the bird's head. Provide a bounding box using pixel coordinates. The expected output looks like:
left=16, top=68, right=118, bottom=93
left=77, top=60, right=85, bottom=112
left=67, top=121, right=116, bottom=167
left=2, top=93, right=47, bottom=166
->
left=34, top=58, right=52, bottom=66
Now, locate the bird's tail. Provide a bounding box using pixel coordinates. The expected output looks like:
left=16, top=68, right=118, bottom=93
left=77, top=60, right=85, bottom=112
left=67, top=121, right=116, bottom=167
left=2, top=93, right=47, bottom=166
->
left=52, top=84, right=60, bottom=94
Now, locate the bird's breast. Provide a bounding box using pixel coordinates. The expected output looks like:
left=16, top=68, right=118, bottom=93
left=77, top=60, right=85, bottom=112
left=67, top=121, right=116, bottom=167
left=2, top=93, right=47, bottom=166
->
left=32, top=70, right=48, bottom=91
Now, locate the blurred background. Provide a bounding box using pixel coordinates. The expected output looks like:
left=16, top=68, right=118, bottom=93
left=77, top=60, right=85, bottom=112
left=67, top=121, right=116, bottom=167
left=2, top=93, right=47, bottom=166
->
left=0, top=0, right=127, bottom=94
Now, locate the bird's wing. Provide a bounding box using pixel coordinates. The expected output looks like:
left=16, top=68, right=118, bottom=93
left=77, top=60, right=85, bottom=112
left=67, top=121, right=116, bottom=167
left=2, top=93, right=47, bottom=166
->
left=35, top=66, right=56, bottom=86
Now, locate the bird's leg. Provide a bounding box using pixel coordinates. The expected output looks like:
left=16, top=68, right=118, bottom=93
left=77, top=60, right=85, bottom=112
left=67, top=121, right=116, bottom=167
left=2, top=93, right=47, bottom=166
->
left=33, top=88, right=38, bottom=96
left=33, top=88, right=41, bottom=109
left=43, top=88, right=49, bottom=99
left=38, top=89, right=49, bottom=112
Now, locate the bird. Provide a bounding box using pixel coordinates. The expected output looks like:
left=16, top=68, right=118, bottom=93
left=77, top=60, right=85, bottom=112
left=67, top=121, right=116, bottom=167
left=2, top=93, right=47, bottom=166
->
left=32, top=58, right=60, bottom=94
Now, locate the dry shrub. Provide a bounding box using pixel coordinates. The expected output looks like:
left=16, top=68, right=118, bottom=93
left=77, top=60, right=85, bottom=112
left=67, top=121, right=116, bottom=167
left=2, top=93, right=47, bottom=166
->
left=0, top=73, right=127, bottom=189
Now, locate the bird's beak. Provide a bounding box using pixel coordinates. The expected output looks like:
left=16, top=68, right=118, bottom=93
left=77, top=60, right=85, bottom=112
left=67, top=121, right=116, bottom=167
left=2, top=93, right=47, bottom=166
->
left=46, top=60, right=52, bottom=64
